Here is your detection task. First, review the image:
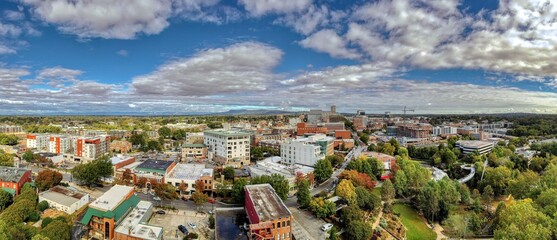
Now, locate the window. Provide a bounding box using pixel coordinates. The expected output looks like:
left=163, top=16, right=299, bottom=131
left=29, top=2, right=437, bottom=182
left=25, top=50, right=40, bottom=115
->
left=282, top=221, right=285, bottom=227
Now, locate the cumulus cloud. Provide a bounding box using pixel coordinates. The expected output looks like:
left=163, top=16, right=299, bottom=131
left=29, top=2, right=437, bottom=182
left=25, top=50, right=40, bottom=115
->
left=22, top=0, right=173, bottom=39
left=300, top=29, right=360, bottom=59
left=238, top=0, right=312, bottom=16
left=131, top=42, right=283, bottom=96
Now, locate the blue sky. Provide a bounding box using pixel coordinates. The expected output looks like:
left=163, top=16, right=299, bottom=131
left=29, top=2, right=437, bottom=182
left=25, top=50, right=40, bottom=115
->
left=0, top=0, right=556, bottom=114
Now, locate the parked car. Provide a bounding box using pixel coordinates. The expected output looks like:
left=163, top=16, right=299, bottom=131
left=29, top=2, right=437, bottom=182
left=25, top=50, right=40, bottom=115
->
left=208, top=210, right=214, bottom=215
left=156, top=210, right=166, bottom=214
left=188, top=223, right=197, bottom=229
left=321, top=223, right=333, bottom=231
left=208, top=198, right=216, bottom=204
left=153, top=196, right=161, bottom=201
left=178, top=225, right=189, bottom=234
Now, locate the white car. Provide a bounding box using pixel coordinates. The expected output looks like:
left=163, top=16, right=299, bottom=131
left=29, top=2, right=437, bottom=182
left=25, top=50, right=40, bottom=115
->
left=153, top=196, right=161, bottom=201
left=321, top=223, right=333, bottom=231
left=188, top=223, right=197, bottom=229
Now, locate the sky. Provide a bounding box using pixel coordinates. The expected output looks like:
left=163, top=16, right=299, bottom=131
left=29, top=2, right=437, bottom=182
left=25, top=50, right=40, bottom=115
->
left=0, top=0, right=557, bottom=115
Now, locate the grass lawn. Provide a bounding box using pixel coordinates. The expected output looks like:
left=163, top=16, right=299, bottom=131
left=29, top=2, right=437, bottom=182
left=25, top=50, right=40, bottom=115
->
left=393, top=203, right=437, bottom=240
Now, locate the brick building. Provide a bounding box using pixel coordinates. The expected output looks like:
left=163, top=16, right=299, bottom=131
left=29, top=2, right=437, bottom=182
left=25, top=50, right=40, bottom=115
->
left=296, top=122, right=327, bottom=136
left=245, top=184, right=293, bottom=240
left=0, top=167, right=32, bottom=195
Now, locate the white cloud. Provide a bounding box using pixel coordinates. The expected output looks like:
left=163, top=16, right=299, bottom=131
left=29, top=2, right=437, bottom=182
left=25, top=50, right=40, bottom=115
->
left=22, top=0, right=173, bottom=39
left=3, top=10, right=25, bottom=21
left=239, top=0, right=312, bottom=16
left=300, top=29, right=361, bottom=59
left=117, top=50, right=128, bottom=57
left=131, top=41, right=283, bottom=96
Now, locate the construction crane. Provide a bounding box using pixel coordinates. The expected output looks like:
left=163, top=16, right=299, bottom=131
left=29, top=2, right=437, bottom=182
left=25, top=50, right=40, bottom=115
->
left=402, top=106, right=414, bottom=117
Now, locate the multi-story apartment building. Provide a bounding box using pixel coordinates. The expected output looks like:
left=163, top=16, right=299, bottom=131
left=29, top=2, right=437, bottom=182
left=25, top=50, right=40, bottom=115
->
left=27, top=134, right=110, bottom=162
left=245, top=184, right=293, bottom=240
left=397, top=123, right=433, bottom=138
left=281, top=134, right=334, bottom=166
left=204, top=130, right=251, bottom=168
left=433, top=126, right=458, bottom=136
left=0, top=125, right=23, bottom=134
left=181, top=144, right=207, bottom=159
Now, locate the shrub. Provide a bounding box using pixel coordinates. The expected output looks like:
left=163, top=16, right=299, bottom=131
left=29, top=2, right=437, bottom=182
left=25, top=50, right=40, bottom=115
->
left=28, top=211, right=41, bottom=222
left=38, top=201, right=49, bottom=212
left=41, top=217, right=53, bottom=228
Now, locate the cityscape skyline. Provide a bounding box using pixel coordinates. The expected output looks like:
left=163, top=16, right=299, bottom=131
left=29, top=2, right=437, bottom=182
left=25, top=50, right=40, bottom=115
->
left=1, top=0, right=557, bottom=115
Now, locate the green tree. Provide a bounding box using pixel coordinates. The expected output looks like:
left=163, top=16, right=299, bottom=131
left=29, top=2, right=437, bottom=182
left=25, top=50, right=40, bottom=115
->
left=38, top=220, right=71, bottom=240
left=314, top=158, right=333, bottom=183
left=41, top=217, right=53, bottom=228
left=494, top=199, right=552, bottom=240
left=481, top=166, right=512, bottom=196
left=22, top=150, right=34, bottom=162
left=482, top=185, right=494, bottom=211
left=355, top=186, right=380, bottom=211
left=296, top=179, right=311, bottom=208
left=250, top=174, right=290, bottom=200
left=158, top=127, right=172, bottom=138
left=0, top=190, right=13, bottom=210
left=381, top=179, right=395, bottom=203
left=328, top=227, right=340, bottom=240
left=231, top=178, right=248, bottom=203
left=154, top=183, right=179, bottom=202
left=340, top=205, right=363, bottom=225
left=535, top=188, right=557, bottom=216
left=325, top=155, right=344, bottom=167
left=209, top=214, right=215, bottom=229
left=35, top=169, right=63, bottom=191
left=223, top=167, right=235, bottom=180
left=345, top=221, right=372, bottom=240
left=38, top=200, right=49, bottom=212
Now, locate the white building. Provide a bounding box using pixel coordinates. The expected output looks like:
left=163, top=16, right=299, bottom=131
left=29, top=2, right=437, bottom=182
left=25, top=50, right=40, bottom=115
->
left=38, top=186, right=89, bottom=214
left=433, top=126, right=457, bottom=136
left=248, top=157, right=314, bottom=193
left=114, top=201, right=163, bottom=240
left=281, top=135, right=334, bottom=167
left=26, top=134, right=50, bottom=151
left=165, top=163, right=214, bottom=194
left=455, top=140, right=494, bottom=155
left=204, top=130, right=251, bottom=168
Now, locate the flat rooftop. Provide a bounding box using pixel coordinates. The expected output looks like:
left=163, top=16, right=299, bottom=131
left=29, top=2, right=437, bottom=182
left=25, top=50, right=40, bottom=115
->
left=204, top=129, right=251, bottom=137
left=456, top=140, right=493, bottom=148
left=110, top=155, right=134, bottom=165
left=167, top=164, right=213, bottom=180
left=39, top=186, right=87, bottom=207
left=0, top=167, right=29, bottom=183
left=136, top=159, right=174, bottom=172
left=90, top=185, right=133, bottom=211
left=115, top=201, right=163, bottom=240
left=245, top=184, right=291, bottom=222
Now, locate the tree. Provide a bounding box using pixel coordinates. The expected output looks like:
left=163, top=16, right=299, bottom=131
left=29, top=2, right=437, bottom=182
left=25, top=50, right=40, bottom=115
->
left=38, top=200, right=49, bottom=212
left=368, top=158, right=384, bottom=179
left=482, top=185, right=494, bottom=211
left=72, top=157, right=113, bottom=187
left=223, top=167, right=235, bottom=180
left=35, top=169, right=63, bottom=191
left=494, top=199, right=552, bottom=240
left=446, top=214, right=468, bottom=238
left=22, top=150, right=34, bottom=162
left=309, top=197, right=336, bottom=218
left=154, top=183, right=179, bottom=202
left=158, top=127, right=172, bottom=138
left=0, top=190, right=13, bottom=210
left=346, top=221, right=372, bottom=240
left=41, top=217, right=53, bottom=228
left=341, top=205, right=363, bottom=225
left=335, top=179, right=356, bottom=204
left=38, top=219, right=71, bottom=240
left=232, top=178, right=248, bottom=203
left=0, top=152, right=14, bottom=167
left=355, top=186, right=381, bottom=211
left=325, top=155, right=344, bottom=167
left=209, top=214, right=215, bottom=229
left=136, top=177, right=148, bottom=189
left=192, top=179, right=208, bottom=205
left=480, top=166, right=512, bottom=196
left=121, top=169, right=133, bottom=185
left=535, top=188, right=557, bottom=216
left=314, top=158, right=333, bottom=183
left=250, top=174, right=290, bottom=200
left=338, top=170, right=376, bottom=189
left=296, top=180, right=311, bottom=208
left=328, top=227, right=340, bottom=240
left=381, top=179, right=395, bottom=203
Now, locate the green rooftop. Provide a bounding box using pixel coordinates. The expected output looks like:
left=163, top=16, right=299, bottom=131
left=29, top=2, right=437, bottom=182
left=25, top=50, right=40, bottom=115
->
left=81, top=195, right=140, bottom=225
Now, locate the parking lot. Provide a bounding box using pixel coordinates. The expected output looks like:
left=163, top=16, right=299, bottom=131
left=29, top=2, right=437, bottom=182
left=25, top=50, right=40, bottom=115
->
left=149, top=208, right=213, bottom=240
